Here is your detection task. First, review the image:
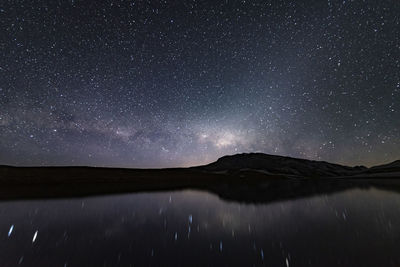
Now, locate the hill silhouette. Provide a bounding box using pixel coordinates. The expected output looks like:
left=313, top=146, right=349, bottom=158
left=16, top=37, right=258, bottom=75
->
left=0, top=153, right=399, bottom=202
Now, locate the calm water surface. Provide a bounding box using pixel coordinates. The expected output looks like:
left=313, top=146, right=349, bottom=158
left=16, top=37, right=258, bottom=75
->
left=0, top=188, right=399, bottom=266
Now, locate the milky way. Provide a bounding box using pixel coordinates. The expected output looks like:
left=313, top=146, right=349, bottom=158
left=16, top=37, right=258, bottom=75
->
left=0, top=0, right=399, bottom=167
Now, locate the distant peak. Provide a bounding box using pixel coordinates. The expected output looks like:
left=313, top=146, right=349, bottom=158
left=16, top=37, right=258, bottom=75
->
left=200, top=152, right=366, bottom=178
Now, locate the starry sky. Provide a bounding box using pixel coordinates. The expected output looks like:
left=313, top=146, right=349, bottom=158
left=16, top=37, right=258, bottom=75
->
left=0, top=0, right=399, bottom=168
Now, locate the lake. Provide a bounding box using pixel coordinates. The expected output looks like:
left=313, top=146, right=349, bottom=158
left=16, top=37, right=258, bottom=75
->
left=0, top=187, right=399, bottom=266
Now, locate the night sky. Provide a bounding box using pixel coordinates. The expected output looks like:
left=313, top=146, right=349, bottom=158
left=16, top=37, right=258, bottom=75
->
left=0, top=0, right=399, bottom=168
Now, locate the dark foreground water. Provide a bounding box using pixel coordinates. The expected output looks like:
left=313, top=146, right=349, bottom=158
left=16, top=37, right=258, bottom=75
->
left=0, top=187, right=399, bottom=267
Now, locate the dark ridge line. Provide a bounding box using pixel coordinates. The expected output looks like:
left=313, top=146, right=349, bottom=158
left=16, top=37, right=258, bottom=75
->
left=1, top=152, right=399, bottom=170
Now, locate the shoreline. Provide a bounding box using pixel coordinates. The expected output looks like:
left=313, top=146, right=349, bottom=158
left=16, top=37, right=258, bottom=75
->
left=0, top=166, right=399, bottom=203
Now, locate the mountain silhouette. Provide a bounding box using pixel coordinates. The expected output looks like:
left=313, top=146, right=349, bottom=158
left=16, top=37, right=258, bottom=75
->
left=197, top=153, right=369, bottom=177
left=0, top=153, right=399, bottom=202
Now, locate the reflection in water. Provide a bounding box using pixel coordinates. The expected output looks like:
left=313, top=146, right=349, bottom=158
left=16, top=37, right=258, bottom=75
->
left=0, top=188, right=399, bottom=266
